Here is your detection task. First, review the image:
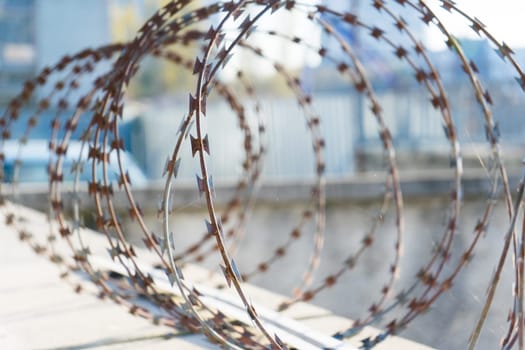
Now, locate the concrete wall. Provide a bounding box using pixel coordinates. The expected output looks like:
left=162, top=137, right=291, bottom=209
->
left=119, top=192, right=515, bottom=350
left=7, top=170, right=523, bottom=349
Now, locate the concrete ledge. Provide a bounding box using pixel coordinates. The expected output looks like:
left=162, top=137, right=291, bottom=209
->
left=0, top=202, right=433, bottom=350
left=3, top=168, right=521, bottom=213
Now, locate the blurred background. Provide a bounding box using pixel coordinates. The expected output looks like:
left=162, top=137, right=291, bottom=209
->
left=2, top=1, right=525, bottom=349
left=2, top=0, right=525, bottom=181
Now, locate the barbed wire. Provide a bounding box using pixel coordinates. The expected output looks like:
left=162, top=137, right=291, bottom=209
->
left=2, top=1, right=525, bottom=349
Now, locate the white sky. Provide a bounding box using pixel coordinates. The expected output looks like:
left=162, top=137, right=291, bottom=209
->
left=425, top=0, right=525, bottom=50
left=220, top=0, right=525, bottom=79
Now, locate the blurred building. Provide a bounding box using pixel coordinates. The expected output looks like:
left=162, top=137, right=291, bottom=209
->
left=0, top=0, right=35, bottom=103
left=0, top=0, right=177, bottom=104
left=2, top=1, right=525, bottom=181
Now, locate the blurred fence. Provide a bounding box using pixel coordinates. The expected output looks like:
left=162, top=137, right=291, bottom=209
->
left=127, top=80, right=525, bottom=181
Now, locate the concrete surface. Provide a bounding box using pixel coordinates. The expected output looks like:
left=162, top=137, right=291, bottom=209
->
left=0, top=202, right=433, bottom=350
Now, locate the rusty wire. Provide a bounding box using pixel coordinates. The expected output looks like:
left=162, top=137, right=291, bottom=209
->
left=2, top=0, right=525, bottom=349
